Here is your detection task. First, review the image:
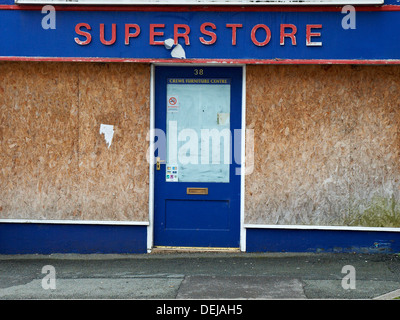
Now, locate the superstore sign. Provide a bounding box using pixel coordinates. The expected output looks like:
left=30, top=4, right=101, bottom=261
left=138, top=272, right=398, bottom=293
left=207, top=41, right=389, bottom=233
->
left=0, top=7, right=400, bottom=62
left=74, top=22, right=322, bottom=47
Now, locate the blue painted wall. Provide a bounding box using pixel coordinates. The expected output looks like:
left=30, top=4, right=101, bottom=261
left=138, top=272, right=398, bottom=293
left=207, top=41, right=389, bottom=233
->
left=0, top=223, right=147, bottom=254
left=246, top=228, right=400, bottom=253
left=2, top=223, right=400, bottom=254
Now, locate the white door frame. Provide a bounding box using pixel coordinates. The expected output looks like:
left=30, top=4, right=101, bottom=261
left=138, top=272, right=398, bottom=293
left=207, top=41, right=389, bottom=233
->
left=147, top=63, right=247, bottom=252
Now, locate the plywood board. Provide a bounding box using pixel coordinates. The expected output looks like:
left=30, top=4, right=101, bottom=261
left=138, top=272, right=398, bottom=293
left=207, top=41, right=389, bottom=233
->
left=2, top=62, right=399, bottom=227
left=0, top=62, right=80, bottom=220
left=77, top=63, right=150, bottom=221
left=0, top=62, right=150, bottom=221
left=245, top=65, right=400, bottom=227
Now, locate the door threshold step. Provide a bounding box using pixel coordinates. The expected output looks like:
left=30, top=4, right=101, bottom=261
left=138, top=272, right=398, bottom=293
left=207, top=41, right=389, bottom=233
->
left=151, top=246, right=241, bottom=254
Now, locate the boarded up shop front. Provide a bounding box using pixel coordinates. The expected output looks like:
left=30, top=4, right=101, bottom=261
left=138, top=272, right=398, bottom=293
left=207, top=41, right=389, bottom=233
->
left=0, top=0, right=400, bottom=253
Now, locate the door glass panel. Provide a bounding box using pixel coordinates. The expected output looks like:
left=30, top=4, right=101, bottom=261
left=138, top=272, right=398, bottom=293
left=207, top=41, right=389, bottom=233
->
left=166, top=78, right=231, bottom=183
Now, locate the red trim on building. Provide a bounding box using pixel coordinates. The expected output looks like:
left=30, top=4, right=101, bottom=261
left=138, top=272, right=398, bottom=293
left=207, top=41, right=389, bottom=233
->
left=0, top=4, right=400, bottom=12
left=1, top=56, right=400, bottom=64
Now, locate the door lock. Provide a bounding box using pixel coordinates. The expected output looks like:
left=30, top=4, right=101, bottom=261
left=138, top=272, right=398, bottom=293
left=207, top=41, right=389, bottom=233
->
left=156, top=157, right=165, bottom=170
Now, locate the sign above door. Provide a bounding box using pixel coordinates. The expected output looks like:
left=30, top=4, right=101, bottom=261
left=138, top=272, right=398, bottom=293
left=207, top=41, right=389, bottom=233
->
left=1, top=5, right=399, bottom=64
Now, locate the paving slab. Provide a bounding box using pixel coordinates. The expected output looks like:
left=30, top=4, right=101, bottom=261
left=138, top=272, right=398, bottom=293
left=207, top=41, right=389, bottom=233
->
left=0, top=277, right=184, bottom=299
left=303, top=279, right=400, bottom=299
left=176, top=275, right=306, bottom=299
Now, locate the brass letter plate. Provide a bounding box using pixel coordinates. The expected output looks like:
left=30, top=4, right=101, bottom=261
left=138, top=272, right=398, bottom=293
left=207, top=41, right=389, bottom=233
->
left=187, top=187, right=208, bottom=195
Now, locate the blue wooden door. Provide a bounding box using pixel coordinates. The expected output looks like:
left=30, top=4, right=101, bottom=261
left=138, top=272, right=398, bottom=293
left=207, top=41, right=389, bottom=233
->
left=154, top=66, right=242, bottom=248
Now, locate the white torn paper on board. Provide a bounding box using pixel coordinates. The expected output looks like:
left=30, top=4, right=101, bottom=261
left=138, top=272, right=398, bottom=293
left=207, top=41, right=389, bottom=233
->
left=99, top=124, right=114, bottom=148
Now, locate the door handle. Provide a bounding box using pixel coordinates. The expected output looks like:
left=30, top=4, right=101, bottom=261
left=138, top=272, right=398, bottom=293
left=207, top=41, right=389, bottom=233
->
left=156, top=157, right=165, bottom=170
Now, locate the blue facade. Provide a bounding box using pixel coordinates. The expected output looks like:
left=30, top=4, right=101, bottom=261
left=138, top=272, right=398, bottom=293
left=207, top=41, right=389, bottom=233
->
left=1, top=1, right=400, bottom=254
left=2, top=223, right=400, bottom=254
left=0, top=223, right=147, bottom=254
left=246, top=228, right=400, bottom=253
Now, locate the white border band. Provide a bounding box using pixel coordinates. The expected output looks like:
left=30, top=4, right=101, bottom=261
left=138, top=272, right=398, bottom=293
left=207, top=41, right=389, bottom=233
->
left=147, top=63, right=156, bottom=252
left=240, top=65, right=246, bottom=252
left=148, top=63, right=247, bottom=252
left=244, top=224, right=400, bottom=232
left=0, top=219, right=149, bottom=225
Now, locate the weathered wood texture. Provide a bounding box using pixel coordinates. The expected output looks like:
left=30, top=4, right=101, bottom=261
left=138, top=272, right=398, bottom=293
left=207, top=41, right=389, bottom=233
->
left=1, top=62, right=399, bottom=227
left=0, top=62, right=150, bottom=221
left=245, top=65, right=400, bottom=227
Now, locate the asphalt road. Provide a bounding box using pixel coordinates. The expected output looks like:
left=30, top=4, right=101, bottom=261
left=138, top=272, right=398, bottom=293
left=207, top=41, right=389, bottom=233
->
left=0, top=252, right=399, bottom=300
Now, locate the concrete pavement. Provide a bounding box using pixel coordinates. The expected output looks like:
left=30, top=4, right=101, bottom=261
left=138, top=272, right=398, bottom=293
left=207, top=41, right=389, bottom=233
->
left=0, top=252, right=399, bottom=300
